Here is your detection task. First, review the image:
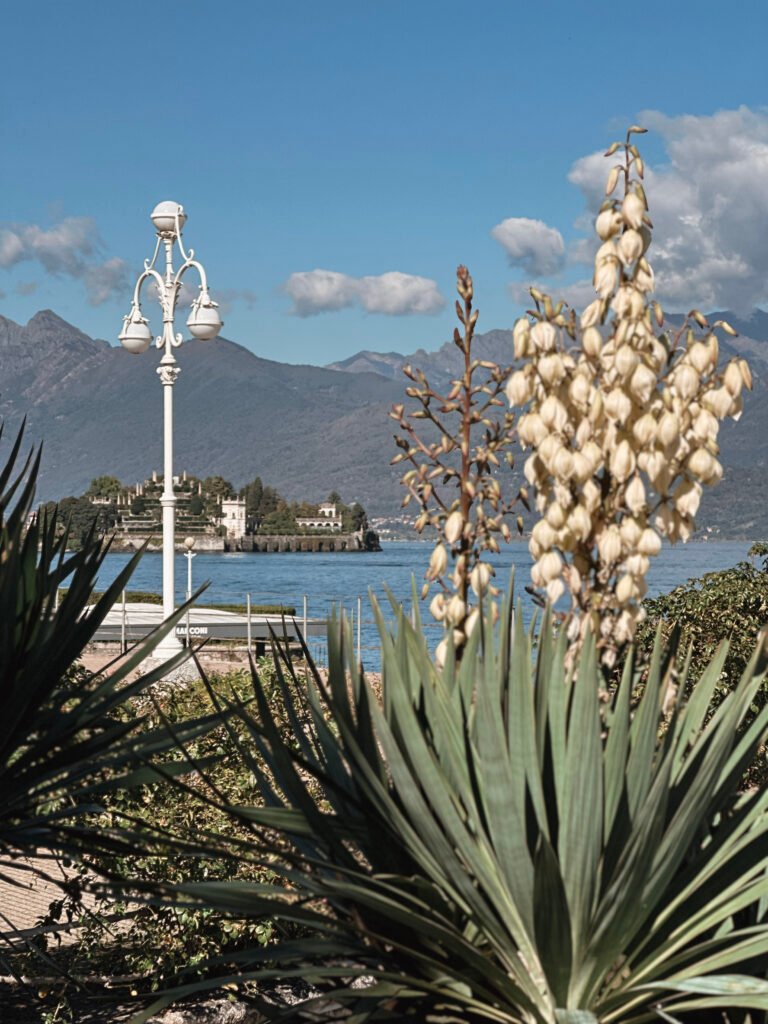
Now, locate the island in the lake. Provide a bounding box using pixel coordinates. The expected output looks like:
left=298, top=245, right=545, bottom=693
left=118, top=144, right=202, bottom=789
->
left=40, top=472, right=381, bottom=553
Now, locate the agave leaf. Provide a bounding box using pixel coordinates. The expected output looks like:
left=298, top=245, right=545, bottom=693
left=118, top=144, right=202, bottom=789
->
left=559, top=628, right=603, bottom=988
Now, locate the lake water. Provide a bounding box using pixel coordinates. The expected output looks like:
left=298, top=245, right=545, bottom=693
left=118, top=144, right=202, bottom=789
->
left=95, top=539, right=755, bottom=668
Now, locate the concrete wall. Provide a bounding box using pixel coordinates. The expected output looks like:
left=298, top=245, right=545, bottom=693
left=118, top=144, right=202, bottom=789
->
left=238, top=533, right=365, bottom=553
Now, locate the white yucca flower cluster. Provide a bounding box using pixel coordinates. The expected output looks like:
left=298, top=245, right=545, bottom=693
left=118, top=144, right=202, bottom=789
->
left=506, top=127, right=751, bottom=660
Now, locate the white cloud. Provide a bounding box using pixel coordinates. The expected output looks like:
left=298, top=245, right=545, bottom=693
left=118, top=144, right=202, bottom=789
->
left=283, top=269, right=445, bottom=317
left=0, top=216, right=130, bottom=305
left=84, top=257, right=131, bottom=306
left=567, top=107, right=768, bottom=312
left=491, top=217, right=566, bottom=275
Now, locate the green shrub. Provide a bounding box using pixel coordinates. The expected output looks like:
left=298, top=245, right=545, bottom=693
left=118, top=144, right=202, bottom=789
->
left=71, top=668, right=287, bottom=988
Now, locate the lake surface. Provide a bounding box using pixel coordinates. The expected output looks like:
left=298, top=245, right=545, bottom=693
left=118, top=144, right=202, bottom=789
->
left=95, top=539, right=755, bottom=668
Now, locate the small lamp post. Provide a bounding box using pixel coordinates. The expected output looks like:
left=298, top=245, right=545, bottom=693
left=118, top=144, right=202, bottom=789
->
left=119, top=202, right=222, bottom=658
left=183, top=536, right=196, bottom=646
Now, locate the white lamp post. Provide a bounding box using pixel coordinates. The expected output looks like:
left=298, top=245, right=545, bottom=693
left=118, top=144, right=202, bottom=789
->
left=119, top=202, right=222, bottom=658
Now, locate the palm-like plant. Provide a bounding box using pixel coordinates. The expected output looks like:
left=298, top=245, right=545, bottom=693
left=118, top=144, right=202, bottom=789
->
left=157, top=596, right=768, bottom=1023
left=0, top=421, right=215, bottom=910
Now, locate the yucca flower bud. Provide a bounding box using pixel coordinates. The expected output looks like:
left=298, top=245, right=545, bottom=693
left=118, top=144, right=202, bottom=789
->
left=701, top=387, right=733, bottom=419
left=531, top=519, right=556, bottom=551
left=724, top=360, right=744, bottom=397
left=427, top=543, right=448, bottom=580
left=632, top=412, right=657, bottom=447
left=505, top=370, right=531, bottom=407
left=618, top=228, right=644, bottom=264
left=546, top=578, right=565, bottom=603
left=531, top=321, right=557, bottom=352
left=615, top=345, right=640, bottom=378
left=594, top=259, right=618, bottom=298
left=429, top=592, right=446, bottom=621
left=638, top=527, right=662, bottom=556
left=621, top=192, right=645, bottom=229
left=596, top=208, right=622, bottom=240
left=568, top=504, right=592, bottom=542
left=513, top=317, right=531, bottom=358
left=610, top=439, right=635, bottom=482
left=539, top=434, right=559, bottom=469
left=658, top=410, right=680, bottom=448
left=674, top=365, right=700, bottom=401
left=539, top=353, right=566, bottom=385
left=545, top=502, right=566, bottom=529
left=581, top=299, right=603, bottom=329
left=616, top=573, right=639, bottom=604
left=539, top=550, right=563, bottom=583
left=623, top=554, right=650, bottom=577
left=604, top=388, right=632, bottom=424
left=620, top=516, right=642, bottom=547
left=692, top=408, right=718, bottom=442
left=598, top=526, right=623, bottom=564
left=625, top=474, right=646, bottom=514
left=582, top=326, right=602, bottom=358
left=518, top=412, right=548, bottom=447
left=629, top=363, right=656, bottom=405
left=569, top=373, right=591, bottom=408
left=589, top=390, right=605, bottom=424
left=581, top=440, right=603, bottom=471
left=686, top=447, right=713, bottom=481
left=470, top=562, right=491, bottom=596
left=553, top=447, right=574, bottom=481
left=739, top=358, right=753, bottom=390
left=465, top=607, right=480, bottom=637
left=688, top=341, right=711, bottom=375
left=447, top=594, right=466, bottom=625
left=444, top=510, right=464, bottom=545
left=540, top=396, right=569, bottom=433
left=674, top=479, right=702, bottom=519
left=434, top=638, right=449, bottom=668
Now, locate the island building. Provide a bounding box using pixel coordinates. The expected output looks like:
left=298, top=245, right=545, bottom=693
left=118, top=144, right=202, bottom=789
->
left=295, top=502, right=343, bottom=532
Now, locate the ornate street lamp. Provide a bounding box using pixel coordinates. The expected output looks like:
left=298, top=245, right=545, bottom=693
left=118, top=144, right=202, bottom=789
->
left=119, top=202, right=222, bottom=658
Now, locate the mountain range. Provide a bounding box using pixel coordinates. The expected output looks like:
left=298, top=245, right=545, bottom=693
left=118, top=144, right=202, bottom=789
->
left=2, top=309, right=768, bottom=537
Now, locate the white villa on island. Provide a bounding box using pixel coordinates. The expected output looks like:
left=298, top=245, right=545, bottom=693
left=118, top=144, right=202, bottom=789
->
left=295, top=502, right=343, bottom=532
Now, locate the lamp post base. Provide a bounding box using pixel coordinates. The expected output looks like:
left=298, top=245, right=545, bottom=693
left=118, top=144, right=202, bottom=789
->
left=142, top=649, right=200, bottom=683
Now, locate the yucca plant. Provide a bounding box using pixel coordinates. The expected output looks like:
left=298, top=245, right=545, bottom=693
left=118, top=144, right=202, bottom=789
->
left=147, top=594, right=768, bottom=1024
left=0, top=421, right=218, bottom=925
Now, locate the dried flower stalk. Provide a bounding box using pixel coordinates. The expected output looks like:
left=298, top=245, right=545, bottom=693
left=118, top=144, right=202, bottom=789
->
left=391, top=266, right=526, bottom=663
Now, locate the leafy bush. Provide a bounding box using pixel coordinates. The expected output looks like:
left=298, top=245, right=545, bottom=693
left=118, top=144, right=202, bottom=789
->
left=637, top=558, right=768, bottom=698
left=137, top=602, right=768, bottom=1023
left=70, top=669, right=286, bottom=987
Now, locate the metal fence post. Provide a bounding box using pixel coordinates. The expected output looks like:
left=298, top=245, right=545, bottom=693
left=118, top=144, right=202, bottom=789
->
left=121, top=589, right=127, bottom=654
left=246, top=592, right=252, bottom=655
left=357, top=595, right=362, bottom=664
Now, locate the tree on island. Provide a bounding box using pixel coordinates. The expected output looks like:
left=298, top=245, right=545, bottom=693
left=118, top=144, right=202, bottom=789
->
left=86, top=475, right=123, bottom=498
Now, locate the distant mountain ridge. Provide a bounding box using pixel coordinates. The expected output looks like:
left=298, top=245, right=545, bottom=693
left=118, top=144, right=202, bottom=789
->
left=2, top=309, right=768, bottom=534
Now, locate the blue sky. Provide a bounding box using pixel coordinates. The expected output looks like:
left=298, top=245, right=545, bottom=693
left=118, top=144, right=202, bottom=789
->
left=2, top=0, right=767, bottom=364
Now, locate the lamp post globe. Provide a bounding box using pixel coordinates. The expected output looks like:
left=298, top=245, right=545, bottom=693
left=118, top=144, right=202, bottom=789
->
left=118, top=205, right=222, bottom=662
left=150, top=201, right=188, bottom=235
